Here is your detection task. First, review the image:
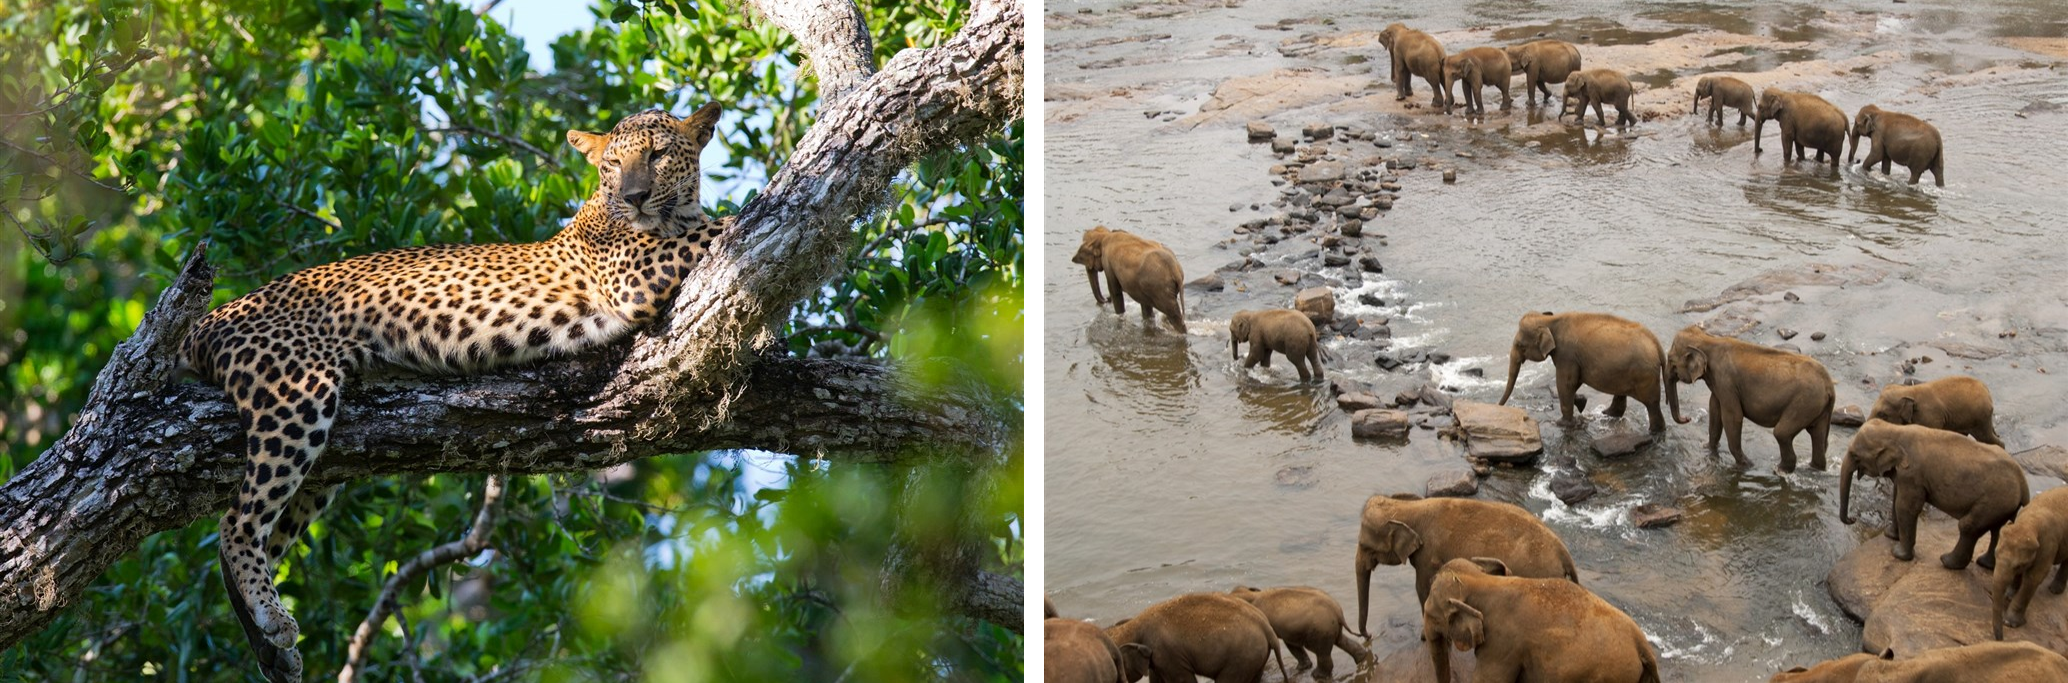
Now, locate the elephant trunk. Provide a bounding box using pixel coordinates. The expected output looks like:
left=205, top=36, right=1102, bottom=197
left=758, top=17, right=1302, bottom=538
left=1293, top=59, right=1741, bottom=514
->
left=1497, top=349, right=1523, bottom=406
left=1355, top=549, right=1375, bottom=638
left=1666, top=367, right=1690, bottom=424
left=1753, top=113, right=1765, bottom=153
left=1429, top=632, right=1453, bottom=683
left=1084, top=266, right=1105, bottom=305
left=1230, top=334, right=1241, bottom=362
left=1838, top=454, right=1857, bottom=525
left=1992, top=569, right=2013, bottom=640
left=1848, top=130, right=1861, bottom=165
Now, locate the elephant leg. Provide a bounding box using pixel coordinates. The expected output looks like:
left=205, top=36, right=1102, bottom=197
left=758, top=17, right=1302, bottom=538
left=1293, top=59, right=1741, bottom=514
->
left=1259, top=349, right=1276, bottom=368
left=1808, top=411, right=1831, bottom=471
left=1290, top=645, right=1314, bottom=671
left=1706, top=393, right=1724, bottom=452
left=1593, top=100, right=1607, bottom=127
left=1885, top=479, right=1902, bottom=540
left=1294, top=350, right=1313, bottom=382
left=1555, top=363, right=1583, bottom=426
left=1907, top=165, right=1926, bottom=185
left=1306, top=346, right=1325, bottom=382
left=1604, top=394, right=1628, bottom=418
left=1737, top=109, right=1749, bottom=126
left=1641, top=391, right=1666, bottom=434
left=1892, top=488, right=1924, bottom=562
left=1336, top=632, right=1374, bottom=671
left=1720, top=403, right=1751, bottom=469
left=1308, top=647, right=1332, bottom=682
left=1243, top=344, right=1267, bottom=370
left=1533, top=78, right=1550, bottom=106
left=1944, top=521, right=1984, bottom=570
left=1107, top=271, right=1126, bottom=315
left=1771, top=412, right=1813, bottom=474
left=1499, top=83, right=1512, bottom=111
left=2013, top=567, right=2046, bottom=626
left=1979, top=526, right=2002, bottom=570
left=2049, top=561, right=2068, bottom=594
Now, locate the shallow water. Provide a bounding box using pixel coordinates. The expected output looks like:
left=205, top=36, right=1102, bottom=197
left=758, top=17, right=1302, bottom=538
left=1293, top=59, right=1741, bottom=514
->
left=1045, top=0, right=2068, bottom=680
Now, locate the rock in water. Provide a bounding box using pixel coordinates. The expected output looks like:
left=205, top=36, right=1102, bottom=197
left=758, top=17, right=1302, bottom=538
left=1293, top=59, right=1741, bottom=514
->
left=1426, top=470, right=1479, bottom=498
left=1185, top=273, right=1225, bottom=293
left=1303, top=160, right=1345, bottom=183
left=1329, top=377, right=1371, bottom=397
left=1451, top=401, right=1544, bottom=461
left=1304, top=122, right=1334, bottom=140
left=1591, top=429, right=1652, bottom=458
left=1829, top=514, right=2068, bottom=655
left=1337, top=392, right=1385, bottom=412
left=1247, top=121, right=1275, bottom=142
left=1832, top=405, right=1866, bottom=428
left=1630, top=504, right=1682, bottom=529
left=1549, top=470, right=1596, bottom=505
left=1351, top=409, right=1411, bottom=439
left=1295, top=287, right=1336, bottom=323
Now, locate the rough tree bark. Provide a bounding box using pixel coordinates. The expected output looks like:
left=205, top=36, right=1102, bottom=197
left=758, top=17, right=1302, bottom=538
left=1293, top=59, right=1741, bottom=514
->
left=0, top=0, right=1024, bottom=649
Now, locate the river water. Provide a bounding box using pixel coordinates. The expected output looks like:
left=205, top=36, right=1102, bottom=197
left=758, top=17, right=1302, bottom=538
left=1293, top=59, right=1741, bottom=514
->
left=1043, top=0, right=2068, bottom=680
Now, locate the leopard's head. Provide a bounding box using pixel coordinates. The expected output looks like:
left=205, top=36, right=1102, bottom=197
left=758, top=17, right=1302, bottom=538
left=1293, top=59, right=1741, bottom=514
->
left=567, top=103, right=722, bottom=238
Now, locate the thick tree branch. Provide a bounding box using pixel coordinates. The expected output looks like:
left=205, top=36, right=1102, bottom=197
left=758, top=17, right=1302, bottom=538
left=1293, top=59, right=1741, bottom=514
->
left=0, top=0, right=1024, bottom=648
left=339, top=476, right=506, bottom=683
left=742, top=0, right=877, bottom=109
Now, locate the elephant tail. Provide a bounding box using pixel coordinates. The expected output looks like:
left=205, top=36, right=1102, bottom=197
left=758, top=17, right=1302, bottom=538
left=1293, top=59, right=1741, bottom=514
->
left=1639, top=650, right=1662, bottom=683
left=1270, top=634, right=1291, bottom=683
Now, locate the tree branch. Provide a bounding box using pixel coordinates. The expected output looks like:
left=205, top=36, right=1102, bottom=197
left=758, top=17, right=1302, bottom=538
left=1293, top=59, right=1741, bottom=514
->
left=0, top=0, right=1024, bottom=647
left=741, top=0, right=877, bottom=110
left=339, top=476, right=506, bottom=683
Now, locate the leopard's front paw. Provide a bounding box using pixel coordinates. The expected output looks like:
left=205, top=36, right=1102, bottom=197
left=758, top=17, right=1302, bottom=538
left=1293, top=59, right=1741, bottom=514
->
left=257, top=643, right=303, bottom=683
left=253, top=601, right=301, bottom=650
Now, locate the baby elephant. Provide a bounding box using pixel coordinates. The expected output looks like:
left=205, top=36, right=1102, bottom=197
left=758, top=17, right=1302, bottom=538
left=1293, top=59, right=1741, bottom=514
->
left=1442, top=47, right=1512, bottom=115
left=1046, top=618, right=1124, bottom=683
left=1105, top=592, right=1290, bottom=683
left=1993, top=487, right=2068, bottom=640
left=1229, top=309, right=1325, bottom=382
left=1423, top=558, right=1661, bottom=683
left=1666, top=326, right=1835, bottom=472
left=1850, top=104, right=1944, bottom=187
left=1074, top=226, right=1187, bottom=333
left=1772, top=641, right=2068, bottom=682
left=1497, top=311, right=1668, bottom=433
left=1563, top=68, right=1636, bottom=128
left=1227, top=585, right=1370, bottom=683
left=1692, top=75, right=1754, bottom=127
left=1869, top=375, right=2002, bottom=446
left=1840, top=419, right=2028, bottom=571
left=1755, top=88, right=1847, bottom=166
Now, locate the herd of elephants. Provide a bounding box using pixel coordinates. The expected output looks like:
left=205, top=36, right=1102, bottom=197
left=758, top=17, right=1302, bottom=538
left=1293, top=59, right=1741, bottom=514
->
left=1042, top=19, right=2058, bottom=683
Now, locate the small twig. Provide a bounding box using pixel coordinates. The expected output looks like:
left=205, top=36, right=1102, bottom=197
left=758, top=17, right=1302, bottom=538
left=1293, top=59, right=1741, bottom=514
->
left=471, top=0, right=506, bottom=15
left=273, top=198, right=343, bottom=232
left=425, top=126, right=561, bottom=168
left=0, top=139, right=128, bottom=194
left=339, top=476, right=507, bottom=683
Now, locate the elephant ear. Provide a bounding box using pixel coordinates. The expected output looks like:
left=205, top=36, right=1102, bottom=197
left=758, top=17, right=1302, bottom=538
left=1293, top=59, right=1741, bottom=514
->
left=1784, top=666, right=1808, bottom=673
left=1378, top=520, right=1421, bottom=564
left=1893, top=396, right=1919, bottom=424
left=1683, top=347, right=1708, bottom=382
left=1467, top=557, right=1510, bottom=576
left=1444, top=599, right=1484, bottom=651
left=1529, top=327, right=1556, bottom=362
left=1118, top=642, right=1153, bottom=680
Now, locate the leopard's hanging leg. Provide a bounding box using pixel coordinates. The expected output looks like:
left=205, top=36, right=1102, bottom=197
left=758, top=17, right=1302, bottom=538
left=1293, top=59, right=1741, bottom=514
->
left=218, top=358, right=342, bottom=680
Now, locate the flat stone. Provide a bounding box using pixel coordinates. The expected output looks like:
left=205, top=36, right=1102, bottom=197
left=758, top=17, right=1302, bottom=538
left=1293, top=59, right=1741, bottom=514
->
left=1426, top=470, right=1480, bottom=498
left=1353, top=324, right=1392, bottom=341
left=1340, top=220, right=1364, bottom=238
left=1591, top=429, right=1653, bottom=458
left=1394, top=389, right=1421, bottom=408
left=1830, top=514, right=2068, bottom=655
left=1778, top=327, right=1799, bottom=340
left=1415, top=383, right=1454, bottom=412
left=1303, top=160, right=1345, bottom=183
left=1351, top=409, right=1412, bottom=440
left=1630, top=504, right=1683, bottom=529
left=1375, top=353, right=1403, bottom=371
left=1295, top=287, right=1336, bottom=323
left=1357, top=292, right=1385, bottom=307
left=1185, top=273, right=1225, bottom=293
left=1442, top=169, right=1458, bottom=183
left=1359, top=256, right=1384, bottom=273
left=1337, top=392, right=1386, bottom=412
left=1812, top=332, right=1828, bottom=341
left=1316, top=188, right=1356, bottom=207
left=1832, top=405, right=1866, bottom=428
left=1549, top=470, right=1597, bottom=505
left=1275, top=271, right=1301, bottom=286
left=2016, top=445, right=2068, bottom=482
left=1323, top=253, right=1351, bottom=267
left=1304, top=122, right=1334, bottom=140
left=1272, top=137, right=1296, bottom=154
left=1247, top=120, right=1275, bottom=142
left=1452, top=401, right=1545, bottom=461
left=1428, top=352, right=1452, bottom=365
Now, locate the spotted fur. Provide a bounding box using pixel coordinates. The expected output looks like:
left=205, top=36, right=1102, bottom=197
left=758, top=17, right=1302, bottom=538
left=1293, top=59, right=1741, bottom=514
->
left=179, top=104, right=728, bottom=681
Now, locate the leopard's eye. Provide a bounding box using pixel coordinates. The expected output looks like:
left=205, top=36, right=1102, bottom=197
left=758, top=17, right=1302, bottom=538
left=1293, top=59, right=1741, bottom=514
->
left=646, top=147, right=663, bottom=162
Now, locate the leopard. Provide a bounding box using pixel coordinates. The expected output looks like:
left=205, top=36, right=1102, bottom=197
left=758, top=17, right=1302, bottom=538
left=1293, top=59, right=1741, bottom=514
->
left=177, top=103, right=729, bottom=682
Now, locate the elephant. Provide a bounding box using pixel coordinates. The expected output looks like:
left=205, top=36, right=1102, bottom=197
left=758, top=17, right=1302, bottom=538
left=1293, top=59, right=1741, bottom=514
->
left=1230, top=308, right=1324, bottom=382
left=1423, top=558, right=1661, bottom=683
left=1503, top=39, right=1581, bottom=107
left=1839, top=419, right=2028, bottom=571
left=1992, top=487, right=2068, bottom=640
left=1353, top=493, right=1578, bottom=638
left=1228, top=585, right=1371, bottom=683
left=1665, top=325, right=1835, bottom=473
left=1048, top=618, right=1125, bottom=683
left=1562, top=68, right=1637, bottom=128
left=1754, top=88, right=1847, bottom=166
left=1496, top=311, right=1668, bottom=433
left=1849, top=104, right=1944, bottom=187
left=1379, top=23, right=1447, bottom=108
left=1104, top=592, right=1291, bottom=683
left=1771, top=642, right=2068, bottom=682
left=1693, top=75, right=1754, bottom=127
left=1443, top=47, right=1513, bottom=115
left=1868, top=375, right=2002, bottom=446
left=1073, top=226, right=1187, bottom=333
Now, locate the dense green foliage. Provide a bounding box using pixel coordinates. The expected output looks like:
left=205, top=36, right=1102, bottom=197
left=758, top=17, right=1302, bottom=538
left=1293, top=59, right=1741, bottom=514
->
left=0, top=0, right=1022, bottom=679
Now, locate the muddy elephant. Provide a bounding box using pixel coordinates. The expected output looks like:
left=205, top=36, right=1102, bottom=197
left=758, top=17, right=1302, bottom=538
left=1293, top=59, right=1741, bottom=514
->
left=1849, top=104, right=1944, bottom=187
left=1840, top=419, right=2028, bottom=571
left=1105, top=592, right=1290, bottom=683
left=1754, top=88, right=1847, bottom=166
left=1423, top=558, right=1661, bottom=683
left=1562, top=68, right=1636, bottom=128
left=1497, top=311, right=1668, bottom=433
left=1353, top=493, right=1578, bottom=637
left=1665, top=326, right=1836, bottom=472
left=1693, top=75, right=1754, bottom=127
left=1993, top=487, right=2068, bottom=639
left=1772, top=642, right=2068, bottom=682
left=1443, top=47, right=1512, bottom=115
left=1048, top=618, right=1125, bottom=683
left=1379, top=23, right=1447, bottom=108
left=1074, top=227, right=1187, bottom=333
left=1504, top=39, right=1581, bottom=106
left=1230, top=308, right=1324, bottom=381
left=1228, top=585, right=1371, bottom=683
left=1869, top=375, right=2002, bottom=446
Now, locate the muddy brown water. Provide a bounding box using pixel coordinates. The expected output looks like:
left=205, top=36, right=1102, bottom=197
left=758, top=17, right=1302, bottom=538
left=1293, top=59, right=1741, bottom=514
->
left=1044, top=0, right=2068, bottom=680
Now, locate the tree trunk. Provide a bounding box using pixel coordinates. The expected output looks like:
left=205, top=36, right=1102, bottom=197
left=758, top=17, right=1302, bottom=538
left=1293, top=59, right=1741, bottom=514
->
left=0, top=0, right=1026, bottom=647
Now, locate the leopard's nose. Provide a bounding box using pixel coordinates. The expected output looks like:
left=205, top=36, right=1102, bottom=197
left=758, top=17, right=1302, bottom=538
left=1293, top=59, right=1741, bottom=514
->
left=624, top=189, right=651, bottom=209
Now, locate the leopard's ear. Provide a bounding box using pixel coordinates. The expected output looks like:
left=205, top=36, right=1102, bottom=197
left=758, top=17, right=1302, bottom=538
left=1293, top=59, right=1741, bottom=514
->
left=677, top=102, right=722, bottom=148
left=566, top=130, right=611, bottom=167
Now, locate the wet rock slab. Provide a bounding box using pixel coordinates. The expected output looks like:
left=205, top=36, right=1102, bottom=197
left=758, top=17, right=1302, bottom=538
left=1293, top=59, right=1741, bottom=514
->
left=1351, top=409, right=1411, bottom=440
left=1832, top=405, right=1866, bottom=428
left=1630, top=504, right=1683, bottom=529
left=1425, top=470, right=1479, bottom=498
left=1451, top=401, right=1544, bottom=461
left=1829, top=514, right=2068, bottom=655
left=1590, top=428, right=1653, bottom=458
left=1549, top=470, right=1597, bottom=505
